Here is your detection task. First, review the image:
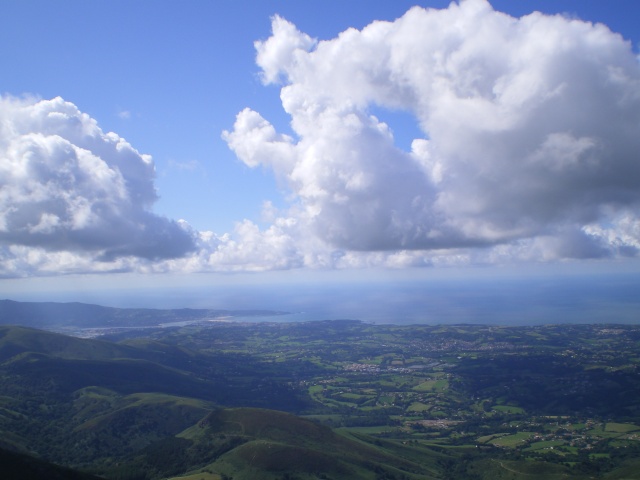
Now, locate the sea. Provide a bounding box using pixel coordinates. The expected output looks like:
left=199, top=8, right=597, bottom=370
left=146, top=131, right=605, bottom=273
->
left=10, top=271, right=636, bottom=326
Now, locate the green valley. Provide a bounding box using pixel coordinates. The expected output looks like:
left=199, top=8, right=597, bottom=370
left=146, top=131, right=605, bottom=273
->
left=0, top=306, right=639, bottom=479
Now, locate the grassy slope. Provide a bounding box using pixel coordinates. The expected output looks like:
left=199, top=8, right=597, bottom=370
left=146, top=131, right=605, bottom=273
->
left=604, top=458, right=640, bottom=479
left=0, top=325, right=144, bottom=362
left=182, top=407, right=446, bottom=480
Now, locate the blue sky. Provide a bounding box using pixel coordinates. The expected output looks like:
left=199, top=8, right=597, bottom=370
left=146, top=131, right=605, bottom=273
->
left=1, top=1, right=640, bottom=319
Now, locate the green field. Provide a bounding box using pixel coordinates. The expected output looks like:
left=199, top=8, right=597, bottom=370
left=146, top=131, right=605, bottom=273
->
left=491, top=432, right=535, bottom=447
left=524, top=440, right=566, bottom=451
left=413, top=378, right=449, bottom=392
left=407, top=401, right=431, bottom=412
left=493, top=405, right=526, bottom=414
left=605, top=422, right=640, bottom=433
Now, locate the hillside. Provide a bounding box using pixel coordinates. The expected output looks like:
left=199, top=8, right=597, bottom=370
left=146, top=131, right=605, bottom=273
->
left=109, top=407, right=449, bottom=480
left=0, top=325, right=147, bottom=362
left=0, top=325, right=306, bottom=408
left=0, top=325, right=306, bottom=472
left=0, top=446, right=103, bottom=480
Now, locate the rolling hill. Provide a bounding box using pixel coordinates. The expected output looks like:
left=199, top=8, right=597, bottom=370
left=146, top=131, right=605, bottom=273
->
left=107, top=407, right=450, bottom=480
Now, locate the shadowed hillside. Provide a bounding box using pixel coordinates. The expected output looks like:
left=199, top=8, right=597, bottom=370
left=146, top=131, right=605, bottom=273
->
left=0, top=446, right=103, bottom=480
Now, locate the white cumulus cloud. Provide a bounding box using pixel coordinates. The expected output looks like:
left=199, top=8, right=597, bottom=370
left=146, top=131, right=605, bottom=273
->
left=224, top=0, right=640, bottom=262
left=0, top=95, right=196, bottom=266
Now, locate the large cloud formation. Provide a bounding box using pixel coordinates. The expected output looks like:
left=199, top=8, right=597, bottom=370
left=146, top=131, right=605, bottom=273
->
left=224, top=0, right=640, bottom=263
left=0, top=95, right=196, bottom=271
left=3, top=0, right=640, bottom=277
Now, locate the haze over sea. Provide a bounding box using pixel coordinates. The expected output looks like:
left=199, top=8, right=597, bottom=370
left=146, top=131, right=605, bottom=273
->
left=5, top=270, right=639, bottom=326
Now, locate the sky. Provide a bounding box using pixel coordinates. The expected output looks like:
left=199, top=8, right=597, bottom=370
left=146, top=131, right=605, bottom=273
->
left=1, top=0, right=640, bottom=321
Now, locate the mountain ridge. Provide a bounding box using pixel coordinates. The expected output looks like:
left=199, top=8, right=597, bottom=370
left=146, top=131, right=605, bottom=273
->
left=0, top=298, right=289, bottom=329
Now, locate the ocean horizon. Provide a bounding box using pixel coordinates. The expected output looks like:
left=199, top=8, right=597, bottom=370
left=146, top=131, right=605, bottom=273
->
left=4, top=271, right=639, bottom=326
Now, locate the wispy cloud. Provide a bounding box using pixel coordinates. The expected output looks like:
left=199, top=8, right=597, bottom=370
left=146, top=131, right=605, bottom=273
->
left=166, top=159, right=202, bottom=172
left=117, top=109, right=131, bottom=120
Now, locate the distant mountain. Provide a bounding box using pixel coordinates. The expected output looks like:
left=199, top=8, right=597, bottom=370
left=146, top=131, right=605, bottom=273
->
left=0, top=299, right=289, bottom=329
